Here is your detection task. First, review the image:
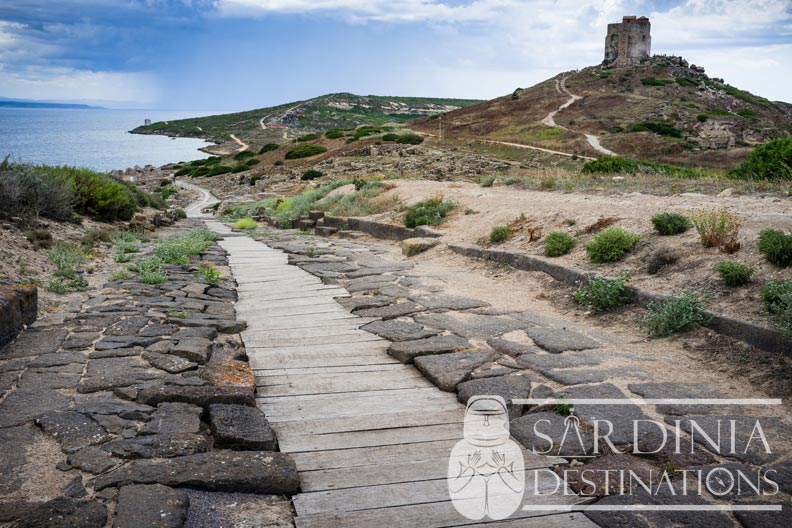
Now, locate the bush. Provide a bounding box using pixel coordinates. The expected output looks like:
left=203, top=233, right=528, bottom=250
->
left=651, top=212, right=690, bottom=236
left=395, top=133, right=424, bottom=145
left=258, top=143, right=279, bottom=154
left=245, top=158, right=260, bottom=167
left=234, top=150, right=255, bottom=160
left=44, top=243, right=85, bottom=277
left=381, top=133, right=399, bottom=142
left=234, top=217, right=257, bottom=230
left=730, top=137, right=792, bottom=181
left=489, top=226, right=509, bottom=243
left=174, top=208, right=187, bottom=219
left=285, top=144, right=327, bottom=160
left=297, top=133, right=320, bottom=142
left=607, top=125, right=624, bottom=133
left=630, top=122, right=682, bottom=138
left=0, top=164, right=76, bottom=222
left=403, top=196, right=457, bottom=228
left=715, top=260, right=754, bottom=287
left=544, top=231, right=576, bottom=257
left=153, top=229, right=218, bottom=265
left=81, top=227, right=114, bottom=248
left=573, top=272, right=632, bottom=314
left=696, top=113, right=709, bottom=122
left=325, top=129, right=344, bottom=139
left=584, top=227, right=641, bottom=263
left=689, top=207, right=740, bottom=252
left=134, top=256, right=166, bottom=284
left=761, top=280, right=792, bottom=337
left=675, top=77, right=699, bottom=87
left=641, top=77, right=675, bottom=86
left=25, top=229, right=53, bottom=249
left=274, top=160, right=284, bottom=166
left=111, top=231, right=142, bottom=255
left=643, top=290, right=708, bottom=338
left=757, top=229, right=792, bottom=267
left=301, top=169, right=323, bottom=181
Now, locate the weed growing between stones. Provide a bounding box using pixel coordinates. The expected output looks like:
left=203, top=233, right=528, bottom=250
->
left=584, top=227, right=641, bottom=263
left=714, top=261, right=754, bottom=287
left=132, top=256, right=166, bottom=285
left=168, top=310, right=189, bottom=318
left=544, top=231, right=576, bottom=257
left=651, top=212, right=690, bottom=236
left=573, top=272, right=632, bottom=314
left=757, top=229, right=792, bottom=267
left=643, top=290, right=709, bottom=338
left=154, top=229, right=218, bottom=265
left=555, top=395, right=573, bottom=416
left=45, top=243, right=86, bottom=278
left=689, top=207, right=740, bottom=253
left=110, top=269, right=131, bottom=281
left=195, top=263, right=222, bottom=284
left=111, top=232, right=142, bottom=263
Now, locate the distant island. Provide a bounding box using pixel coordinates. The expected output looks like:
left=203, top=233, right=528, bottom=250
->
left=0, top=99, right=103, bottom=110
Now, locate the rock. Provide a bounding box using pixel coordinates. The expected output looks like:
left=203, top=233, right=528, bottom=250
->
left=67, top=446, right=117, bottom=474
left=718, top=187, right=735, bottom=198
left=516, top=350, right=605, bottom=371
left=35, top=411, right=113, bottom=453
left=208, top=404, right=277, bottom=450
left=337, top=295, right=393, bottom=311
left=114, top=484, right=187, bottom=528
left=345, top=275, right=397, bottom=293
left=563, top=453, right=661, bottom=497
left=510, top=412, right=594, bottom=457
left=184, top=491, right=294, bottom=528
left=9, top=498, right=106, bottom=528
left=142, top=351, right=197, bottom=373
left=733, top=500, right=792, bottom=528
left=457, top=375, right=532, bottom=419
left=0, top=425, right=39, bottom=494
left=172, top=327, right=217, bottom=340
left=523, top=326, right=600, bottom=353
left=487, top=338, right=543, bottom=357
left=168, top=317, right=246, bottom=334
left=137, top=324, right=179, bottom=337
left=0, top=285, right=38, bottom=349
left=414, top=313, right=525, bottom=339
left=61, top=332, right=99, bottom=350
left=63, top=476, right=87, bottom=498
left=17, top=364, right=83, bottom=390
left=414, top=349, right=499, bottom=391
left=470, top=366, right=517, bottom=379
left=361, top=319, right=439, bottom=342
left=1, top=328, right=67, bottom=359
left=171, top=337, right=212, bottom=364
left=78, top=356, right=161, bottom=393
left=74, top=398, right=154, bottom=420
left=94, top=450, right=300, bottom=495
left=543, top=366, right=651, bottom=385
left=28, top=351, right=87, bottom=368
left=407, top=294, right=489, bottom=311
left=0, top=389, right=71, bottom=427
left=347, top=264, right=414, bottom=279
left=103, top=433, right=211, bottom=459
left=401, top=237, right=440, bottom=256
left=203, top=358, right=255, bottom=388
left=762, top=459, right=792, bottom=494
left=94, top=335, right=160, bottom=350
left=137, top=384, right=255, bottom=408
left=140, top=403, right=202, bottom=435
left=354, top=301, right=424, bottom=320
left=627, top=382, right=727, bottom=415
left=388, top=334, right=471, bottom=363
left=105, top=316, right=150, bottom=336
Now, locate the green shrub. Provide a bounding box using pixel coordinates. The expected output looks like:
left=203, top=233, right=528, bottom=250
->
left=395, top=133, right=424, bottom=145
left=710, top=107, right=731, bottom=116
left=479, top=175, right=496, bottom=187
left=489, top=226, right=509, bottom=243
left=274, top=160, right=284, bottom=166
left=301, top=169, right=323, bottom=181
left=325, top=129, right=344, bottom=139
left=110, top=269, right=131, bottom=281
left=641, top=77, right=675, bottom=86
left=736, top=108, right=760, bottom=119
left=234, top=150, right=256, bottom=160
left=573, top=272, right=632, bottom=314
left=44, top=243, right=85, bottom=277
left=607, top=125, right=624, bottom=133
left=715, top=260, right=754, bottom=287
left=675, top=77, right=699, bottom=87
left=584, top=227, right=641, bottom=263
left=581, top=156, right=706, bottom=179
left=643, top=290, right=709, bottom=338
left=689, top=207, right=740, bottom=251
left=258, top=143, right=279, bottom=154
left=81, top=227, right=114, bottom=248
left=47, top=276, right=87, bottom=294
left=730, top=137, right=792, bottom=181
left=297, top=133, right=320, bottom=142
left=234, top=217, right=257, bottom=230
left=544, top=231, right=576, bottom=257
left=111, top=231, right=142, bottom=254
left=630, top=122, right=682, bottom=138
left=696, top=113, right=709, bottom=122
left=174, top=208, right=187, bottom=219
left=651, top=212, right=690, bottom=236
left=231, top=164, right=248, bottom=174
left=26, top=229, right=53, bottom=249
left=381, top=133, right=399, bottom=142
left=285, top=144, right=327, bottom=160
left=761, top=281, right=792, bottom=338
left=153, top=229, right=217, bottom=265
left=0, top=163, right=74, bottom=221
left=245, top=158, right=260, bottom=167
left=757, top=229, right=792, bottom=267
left=155, top=187, right=177, bottom=199
left=403, top=197, right=457, bottom=228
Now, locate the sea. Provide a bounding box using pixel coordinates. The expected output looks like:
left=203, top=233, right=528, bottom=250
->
left=0, top=108, right=219, bottom=172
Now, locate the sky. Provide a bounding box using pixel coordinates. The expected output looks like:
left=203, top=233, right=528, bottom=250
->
left=0, top=0, right=790, bottom=111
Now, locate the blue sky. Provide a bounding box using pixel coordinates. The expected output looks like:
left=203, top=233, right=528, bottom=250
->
left=0, top=0, right=790, bottom=110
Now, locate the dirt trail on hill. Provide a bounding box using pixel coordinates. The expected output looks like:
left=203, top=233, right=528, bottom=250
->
left=542, top=76, right=616, bottom=156
left=229, top=134, right=249, bottom=152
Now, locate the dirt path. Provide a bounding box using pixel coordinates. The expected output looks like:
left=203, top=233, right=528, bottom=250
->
left=176, top=179, right=219, bottom=216
left=541, top=76, right=616, bottom=156
left=229, top=133, right=249, bottom=152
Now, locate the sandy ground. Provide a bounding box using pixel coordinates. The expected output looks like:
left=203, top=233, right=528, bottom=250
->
left=371, top=180, right=792, bottom=325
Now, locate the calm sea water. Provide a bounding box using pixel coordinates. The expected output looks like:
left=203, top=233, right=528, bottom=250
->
left=0, top=108, right=218, bottom=172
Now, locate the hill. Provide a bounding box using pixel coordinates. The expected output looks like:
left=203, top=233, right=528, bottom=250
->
left=412, top=56, right=792, bottom=169
left=0, top=99, right=102, bottom=109
left=132, top=93, right=481, bottom=147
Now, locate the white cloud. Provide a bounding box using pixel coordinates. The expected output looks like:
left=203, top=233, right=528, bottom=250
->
left=0, top=66, right=159, bottom=103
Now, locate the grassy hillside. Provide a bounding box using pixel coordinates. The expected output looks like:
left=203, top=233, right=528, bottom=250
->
left=412, top=56, right=792, bottom=169
left=132, top=93, right=481, bottom=147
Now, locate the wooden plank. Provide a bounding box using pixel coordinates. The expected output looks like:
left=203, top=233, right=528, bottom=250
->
left=261, top=396, right=461, bottom=423
left=237, top=289, right=349, bottom=302
left=278, top=423, right=464, bottom=453
left=250, top=354, right=398, bottom=369
left=290, top=439, right=461, bottom=471
left=293, top=468, right=557, bottom=515
left=255, top=363, right=409, bottom=377
left=238, top=304, right=349, bottom=319
left=244, top=333, right=383, bottom=348
left=273, top=408, right=463, bottom=436
left=258, top=372, right=430, bottom=397
left=243, top=325, right=373, bottom=340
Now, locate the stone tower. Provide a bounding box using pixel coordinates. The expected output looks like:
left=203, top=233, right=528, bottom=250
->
left=603, top=16, right=651, bottom=66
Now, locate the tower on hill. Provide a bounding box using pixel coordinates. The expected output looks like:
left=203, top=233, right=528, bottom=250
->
left=603, top=16, right=651, bottom=66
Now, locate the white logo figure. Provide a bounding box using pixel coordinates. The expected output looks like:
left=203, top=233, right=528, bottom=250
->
left=448, top=395, right=525, bottom=520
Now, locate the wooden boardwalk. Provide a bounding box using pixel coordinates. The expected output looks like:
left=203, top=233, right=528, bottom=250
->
left=211, top=224, right=595, bottom=528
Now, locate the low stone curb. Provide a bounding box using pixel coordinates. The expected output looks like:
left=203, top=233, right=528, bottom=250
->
left=448, top=243, right=791, bottom=355
left=0, top=285, right=37, bottom=348
left=321, top=215, right=442, bottom=241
